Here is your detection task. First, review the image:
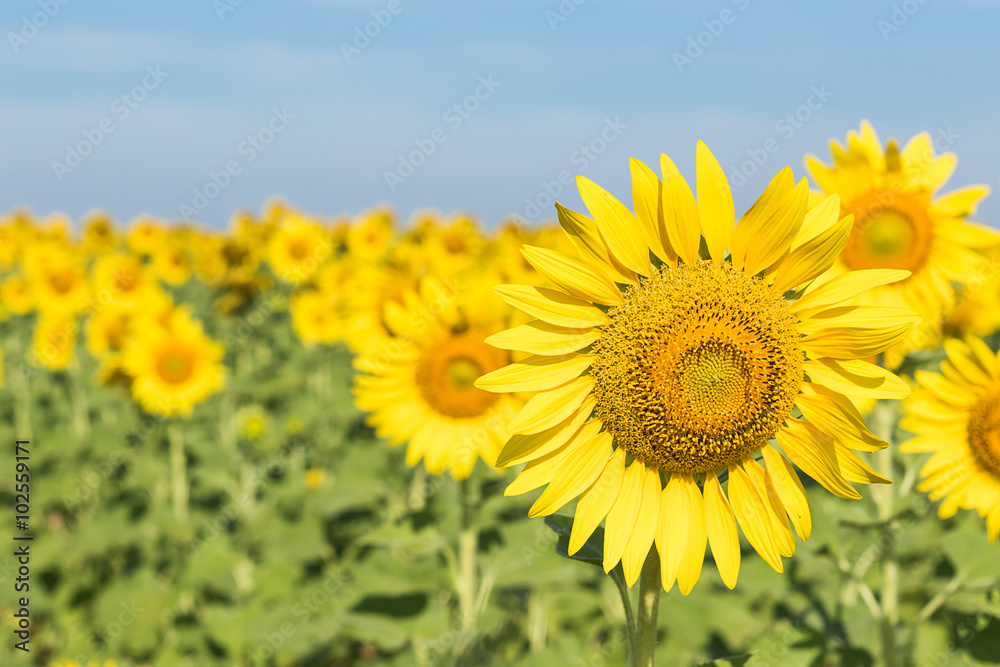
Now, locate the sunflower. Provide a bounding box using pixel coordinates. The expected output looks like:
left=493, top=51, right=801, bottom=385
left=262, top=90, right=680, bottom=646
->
left=341, top=260, right=421, bottom=354
left=31, top=315, right=78, bottom=371
left=92, top=253, right=162, bottom=309
left=806, top=121, right=996, bottom=367
left=235, top=404, right=268, bottom=441
left=305, top=468, right=327, bottom=489
left=152, top=242, right=192, bottom=286
left=290, top=290, right=340, bottom=346
left=127, top=217, right=167, bottom=256
left=82, top=213, right=118, bottom=255
left=476, top=145, right=918, bottom=593
left=900, top=336, right=1000, bottom=543
left=25, top=247, right=90, bottom=316
left=86, top=306, right=132, bottom=358
left=1, top=275, right=34, bottom=315
left=267, top=214, right=333, bottom=285
left=347, top=209, right=394, bottom=262
left=353, top=275, right=522, bottom=480
left=123, top=308, right=226, bottom=417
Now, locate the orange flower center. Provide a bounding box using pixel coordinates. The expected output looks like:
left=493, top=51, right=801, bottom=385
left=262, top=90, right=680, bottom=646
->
left=839, top=190, right=933, bottom=274
left=416, top=332, right=506, bottom=419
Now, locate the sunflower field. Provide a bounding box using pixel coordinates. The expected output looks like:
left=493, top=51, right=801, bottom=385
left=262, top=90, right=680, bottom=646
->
left=2, top=122, right=1000, bottom=667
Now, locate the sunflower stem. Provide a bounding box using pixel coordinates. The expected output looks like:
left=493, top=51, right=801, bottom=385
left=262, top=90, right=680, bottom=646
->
left=609, top=566, right=636, bottom=663
left=632, top=548, right=661, bottom=667
left=872, top=399, right=899, bottom=667
left=457, top=477, right=477, bottom=631
left=169, top=421, right=189, bottom=524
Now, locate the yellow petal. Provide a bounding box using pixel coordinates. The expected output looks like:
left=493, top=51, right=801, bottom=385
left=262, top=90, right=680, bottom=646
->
left=791, top=269, right=911, bottom=313
left=577, top=176, right=651, bottom=276
left=769, top=212, right=852, bottom=294
left=556, top=203, right=637, bottom=285
left=521, top=245, right=623, bottom=305
left=695, top=141, right=734, bottom=263
left=834, top=443, right=892, bottom=486
left=494, top=284, right=609, bottom=328
left=760, top=445, right=812, bottom=540
left=660, top=152, right=701, bottom=265
left=746, top=458, right=795, bottom=557
left=776, top=419, right=861, bottom=500
left=703, top=472, right=740, bottom=589
left=800, top=307, right=919, bottom=359
left=796, top=383, right=886, bottom=452
left=656, top=473, right=688, bottom=592
left=676, top=474, right=707, bottom=596
left=506, top=376, right=595, bottom=435
left=932, top=185, right=991, bottom=218
left=803, top=357, right=911, bottom=399
left=476, top=353, right=593, bottom=392
left=496, top=396, right=595, bottom=467
left=486, top=320, right=600, bottom=357
left=728, top=463, right=783, bottom=573
left=621, top=465, right=662, bottom=587
left=603, top=460, right=645, bottom=573
left=630, top=158, right=674, bottom=263
left=569, top=447, right=626, bottom=555
left=791, top=192, right=841, bottom=248
left=730, top=169, right=805, bottom=274
left=529, top=424, right=613, bottom=517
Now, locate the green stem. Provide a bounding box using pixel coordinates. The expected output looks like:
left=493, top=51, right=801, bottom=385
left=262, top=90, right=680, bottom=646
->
left=71, top=364, right=90, bottom=443
left=872, top=399, right=898, bottom=667
left=457, top=477, right=477, bottom=631
left=169, top=422, right=189, bottom=524
left=632, top=548, right=661, bottom=667
left=610, top=566, right=637, bottom=664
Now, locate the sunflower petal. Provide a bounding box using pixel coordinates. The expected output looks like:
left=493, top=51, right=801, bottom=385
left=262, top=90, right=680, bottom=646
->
left=494, top=284, right=609, bottom=328
left=797, top=383, right=886, bottom=451
left=696, top=141, right=734, bottom=263
left=630, top=158, right=673, bottom=263
left=556, top=203, right=637, bottom=285
left=761, top=445, right=812, bottom=540
left=506, top=376, right=595, bottom=435
left=656, top=473, right=688, bottom=592
left=791, top=269, right=911, bottom=313
left=496, top=396, right=595, bottom=467
left=660, top=153, right=701, bottom=265
left=577, top=176, right=651, bottom=276
left=521, top=245, right=623, bottom=305
left=604, top=460, right=645, bottom=573
left=486, top=320, right=601, bottom=357
left=703, top=472, right=740, bottom=589
left=476, top=353, right=593, bottom=392
left=529, top=424, right=613, bottom=517
left=622, top=465, right=662, bottom=586
left=769, top=213, right=852, bottom=294
left=804, top=357, right=910, bottom=399
left=776, top=419, right=861, bottom=500
left=569, top=447, right=626, bottom=555
left=728, top=463, right=783, bottom=573
left=676, top=474, right=707, bottom=595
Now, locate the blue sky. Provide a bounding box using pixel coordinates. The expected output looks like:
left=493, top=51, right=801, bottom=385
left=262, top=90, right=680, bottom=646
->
left=3, top=0, right=999, bottom=230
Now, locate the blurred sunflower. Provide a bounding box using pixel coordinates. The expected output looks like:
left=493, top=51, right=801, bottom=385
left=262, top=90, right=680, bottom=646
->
left=305, top=468, right=326, bottom=489
left=1, top=275, right=34, bottom=315
left=347, top=209, right=394, bottom=262
left=354, top=276, right=522, bottom=480
left=235, top=404, right=268, bottom=441
left=86, top=306, right=132, bottom=358
left=477, top=145, right=917, bottom=593
left=806, top=121, right=996, bottom=366
left=341, top=260, right=420, bottom=354
left=123, top=308, right=226, bottom=417
left=92, top=253, right=161, bottom=309
left=31, top=315, right=78, bottom=371
left=127, top=217, right=167, bottom=256
left=26, top=248, right=90, bottom=315
left=290, top=290, right=340, bottom=346
left=82, top=213, right=118, bottom=255
left=267, top=214, right=332, bottom=285
left=901, top=336, right=1000, bottom=543
left=152, top=242, right=192, bottom=286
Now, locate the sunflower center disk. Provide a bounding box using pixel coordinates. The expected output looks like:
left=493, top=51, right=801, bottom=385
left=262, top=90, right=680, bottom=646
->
left=840, top=190, right=933, bottom=273
left=157, top=348, right=195, bottom=384
left=592, top=261, right=804, bottom=474
left=967, top=394, right=1000, bottom=480
left=417, top=332, right=505, bottom=419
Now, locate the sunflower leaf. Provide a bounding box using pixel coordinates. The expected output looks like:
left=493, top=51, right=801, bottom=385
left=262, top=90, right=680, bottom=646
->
left=544, top=514, right=605, bottom=567
left=694, top=654, right=755, bottom=667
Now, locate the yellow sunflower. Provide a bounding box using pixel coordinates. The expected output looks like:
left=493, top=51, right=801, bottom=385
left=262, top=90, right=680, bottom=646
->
left=347, top=209, right=394, bottom=262
left=341, top=260, right=420, bottom=355
left=476, top=144, right=918, bottom=593
left=152, top=242, right=192, bottom=286
left=267, top=214, right=333, bottom=285
left=900, top=336, right=1000, bottom=543
left=290, top=290, right=340, bottom=346
left=305, top=468, right=327, bottom=489
left=235, top=404, right=268, bottom=441
left=31, top=314, right=78, bottom=371
left=86, top=306, right=132, bottom=358
left=92, top=253, right=162, bottom=309
left=353, top=275, right=522, bottom=480
left=81, top=213, right=118, bottom=255
left=123, top=308, right=226, bottom=417
left=806, top=121, right=996, bottom=366
left=1, top=275, right=34, bottom=315
left=25, top=246, right=90, bottom=316
left=126, top=217, right=167, bottom=256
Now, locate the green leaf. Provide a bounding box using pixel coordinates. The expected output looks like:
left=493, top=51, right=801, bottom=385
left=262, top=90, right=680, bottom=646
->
left=696, top=655, right=755, bottom=667
left=545, top=514, right=604, bottom=567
